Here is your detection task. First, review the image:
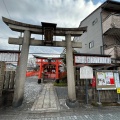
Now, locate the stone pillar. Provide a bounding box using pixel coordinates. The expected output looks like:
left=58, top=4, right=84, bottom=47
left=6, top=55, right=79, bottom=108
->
left=65, top=34, right=76, bottom=101
left=13, top=30, right=30, bottom=107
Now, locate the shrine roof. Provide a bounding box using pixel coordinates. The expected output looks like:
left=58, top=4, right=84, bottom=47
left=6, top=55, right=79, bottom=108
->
left=33, top=55, right=63, bottom=59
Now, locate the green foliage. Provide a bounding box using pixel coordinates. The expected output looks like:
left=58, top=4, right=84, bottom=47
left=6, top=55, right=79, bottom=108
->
left=54, top=77, right=67, bottom=86
left=54, top=82, right=67, bottom=86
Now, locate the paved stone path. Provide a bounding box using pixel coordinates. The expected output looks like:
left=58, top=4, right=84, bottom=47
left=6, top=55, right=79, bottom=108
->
left=31, top=83, right=60, bottom=112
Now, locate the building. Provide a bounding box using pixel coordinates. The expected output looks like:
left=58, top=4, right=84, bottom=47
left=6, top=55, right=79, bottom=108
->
left=74, top=1, right=120, bottom=68
left=34, top=55, right=64, bottom=83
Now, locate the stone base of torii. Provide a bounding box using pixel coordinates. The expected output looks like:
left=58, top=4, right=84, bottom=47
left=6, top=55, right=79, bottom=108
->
left=2, top=17, right=87, bottom=108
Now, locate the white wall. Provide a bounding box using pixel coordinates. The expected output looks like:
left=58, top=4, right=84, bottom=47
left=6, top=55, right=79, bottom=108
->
left=75, top=8, right=103, bottom=54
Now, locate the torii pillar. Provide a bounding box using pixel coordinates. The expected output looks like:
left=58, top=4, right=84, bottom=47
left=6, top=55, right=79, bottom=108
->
left=2, top=17, right=87, bottom=107
left=66, top=34, right=76, bottom=101
left=13, top=30, right=30, bottom=107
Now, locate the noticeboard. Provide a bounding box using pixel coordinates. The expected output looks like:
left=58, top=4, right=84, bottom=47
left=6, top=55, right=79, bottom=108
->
left=96, top=71, right=117, bottom=90
left=80, top=66, right=93, bottom=79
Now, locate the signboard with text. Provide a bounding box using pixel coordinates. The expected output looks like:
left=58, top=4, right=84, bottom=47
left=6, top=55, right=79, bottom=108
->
left=0, top=53, right=18, bottom=62
left=75, top=56, right=111, bottom=64
left=96, top=71, right=116, bottom=90
left=80, top=66, right=93, bottom=79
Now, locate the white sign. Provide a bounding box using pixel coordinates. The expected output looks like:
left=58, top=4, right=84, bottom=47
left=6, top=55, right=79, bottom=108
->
left=114, top=72, right=120, bottom=88
left=75, top=56, right=111, bottom=64
left=0, top=53, right=18, bottom=62
left=80, top=66, right=93, bottom=79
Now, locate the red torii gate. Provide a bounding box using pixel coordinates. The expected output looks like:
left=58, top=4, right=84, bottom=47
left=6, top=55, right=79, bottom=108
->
left=35, top=56, right=63, bottom=82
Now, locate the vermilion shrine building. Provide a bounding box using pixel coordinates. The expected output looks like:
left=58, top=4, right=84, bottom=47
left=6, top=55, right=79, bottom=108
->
left=34, top=55, right=63, bottom=83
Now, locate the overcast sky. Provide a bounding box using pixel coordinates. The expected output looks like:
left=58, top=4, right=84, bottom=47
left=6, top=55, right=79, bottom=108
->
left=0, top=0, right=119, bottom=55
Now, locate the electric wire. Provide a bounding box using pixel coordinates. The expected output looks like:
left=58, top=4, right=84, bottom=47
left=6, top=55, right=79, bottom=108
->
left=2, top=0, right=11, bottom=19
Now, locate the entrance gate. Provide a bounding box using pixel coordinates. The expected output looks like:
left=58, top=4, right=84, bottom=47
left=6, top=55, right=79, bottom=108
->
left=2, top=17, right=87, bottom=107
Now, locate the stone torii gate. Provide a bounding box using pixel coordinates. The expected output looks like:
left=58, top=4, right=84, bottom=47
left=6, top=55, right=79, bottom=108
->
left=2, top=17, right=87, bottom=107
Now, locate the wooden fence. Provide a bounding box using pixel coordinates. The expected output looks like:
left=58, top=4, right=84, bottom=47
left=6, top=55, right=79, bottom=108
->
left=3, top=71, right=16, bottom=90
left=0, top=62, right=5, bottom=97
left=0, top=62, right=16, bottom=106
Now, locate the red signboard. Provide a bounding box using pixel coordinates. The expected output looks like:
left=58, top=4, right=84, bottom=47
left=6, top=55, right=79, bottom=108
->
left=91, top=76, right=96, bottom=88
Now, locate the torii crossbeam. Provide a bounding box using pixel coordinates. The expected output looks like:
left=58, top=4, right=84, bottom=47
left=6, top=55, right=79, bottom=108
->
left=2, top=17, right=87, bottom=107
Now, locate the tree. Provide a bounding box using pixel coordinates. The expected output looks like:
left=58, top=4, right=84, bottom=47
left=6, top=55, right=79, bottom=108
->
left=62, top=48, right=77, bottom=65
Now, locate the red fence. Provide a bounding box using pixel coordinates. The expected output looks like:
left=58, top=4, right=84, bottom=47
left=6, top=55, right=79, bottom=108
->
left=26, top=71, right=39, bottom=77
left=26, top=70, right=67, bottom=80
left=59, top=71, right=67, bottom=79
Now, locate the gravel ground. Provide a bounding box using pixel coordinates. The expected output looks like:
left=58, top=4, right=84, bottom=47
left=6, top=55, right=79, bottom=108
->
left=21, top=76, right=43, bottom=110
left=0, top=76, right=43, bottom=111
left=23, top=76, right=43, bottom=103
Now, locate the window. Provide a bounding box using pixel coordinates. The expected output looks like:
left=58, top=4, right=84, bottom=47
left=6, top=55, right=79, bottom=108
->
left=92, top=18, right=98, bottom=26
left=89, top=41, right=94, bottom=49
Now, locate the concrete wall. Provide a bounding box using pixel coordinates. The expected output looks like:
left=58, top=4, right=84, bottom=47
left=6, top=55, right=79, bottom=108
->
left=104, top=35, right=117, bottom=47
left=102, top=15, right=112, bottom=33
left=75, top=8, right=103, bottom=54
left=117, top=46, right=120, bottom=57
left=104, top=47, right=115, bottom=58
left=112, top=15, right=120, bottom=27
left=104, top=45, right=120, bottom=59
left=101, top=10, right=111, bottom=22
left=102, top=14, right=120, bottom=33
